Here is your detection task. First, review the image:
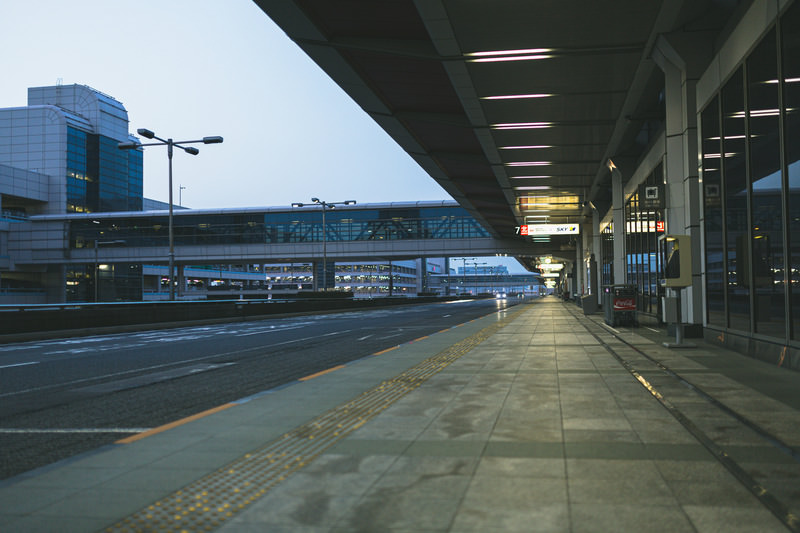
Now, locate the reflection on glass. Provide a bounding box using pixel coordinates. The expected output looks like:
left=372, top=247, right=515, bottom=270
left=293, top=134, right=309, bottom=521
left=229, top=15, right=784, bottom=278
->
left=748, top=30, right=785, bottom=337
left=702, top=97, right=725, bottom=327
left=722, top=67, right=751, bottom=330
left=784, top=3, right=800, bottom=339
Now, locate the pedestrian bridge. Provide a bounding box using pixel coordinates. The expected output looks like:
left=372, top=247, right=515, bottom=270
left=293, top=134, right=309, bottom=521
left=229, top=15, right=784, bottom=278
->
left=14, top=201, right=559, bottom=267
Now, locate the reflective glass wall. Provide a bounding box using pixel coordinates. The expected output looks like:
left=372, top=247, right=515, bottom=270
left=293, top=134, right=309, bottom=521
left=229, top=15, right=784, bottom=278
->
left=66, top=126, right=143, bottom=213
left=700, top=3, right=800, bottom=341
left=624, top=164, right=664, bottom=316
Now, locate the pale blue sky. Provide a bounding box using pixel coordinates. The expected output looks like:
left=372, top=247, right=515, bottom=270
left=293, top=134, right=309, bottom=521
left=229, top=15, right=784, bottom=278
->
left=0, top=0, right=527, bottom=272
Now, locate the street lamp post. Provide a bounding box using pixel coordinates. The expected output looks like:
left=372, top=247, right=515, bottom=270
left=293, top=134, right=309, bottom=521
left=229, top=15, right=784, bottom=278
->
left=472, top=261, right=487, bottom=294
left=292, top=198, right=356, bottom=291
left=119, top=128, right=223, bottom=301
left=461, top=257, right=475, bottom=294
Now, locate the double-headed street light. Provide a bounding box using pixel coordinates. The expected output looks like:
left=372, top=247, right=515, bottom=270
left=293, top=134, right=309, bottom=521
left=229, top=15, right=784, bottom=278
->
left=119, top=128, right=223, bottom=301
left=291, top=198, right=356, bottom=291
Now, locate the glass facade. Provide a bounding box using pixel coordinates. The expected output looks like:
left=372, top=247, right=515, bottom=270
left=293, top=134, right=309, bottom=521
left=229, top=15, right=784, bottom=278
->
left=69, top=206, right=488, bottom=249
left=599, top=165, right=664, bottom=317
left=700, top=4, right=800, bottom=342
left=66, top=128, right=89, bottom=213
left=601, top=222, right=614, bottom=287
left=66, top=126, right=143, bottom=213
left=624, top=164, right=664, bottom=315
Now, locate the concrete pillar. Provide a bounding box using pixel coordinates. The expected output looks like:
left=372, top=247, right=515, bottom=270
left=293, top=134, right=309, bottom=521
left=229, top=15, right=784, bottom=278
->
left=592, top=207, right=602, bottom=305
left=652, top=33, right=711, bottom=327
left=611, top=167, right=626, bottom=285
left=177, top=264, right=184, bottom=298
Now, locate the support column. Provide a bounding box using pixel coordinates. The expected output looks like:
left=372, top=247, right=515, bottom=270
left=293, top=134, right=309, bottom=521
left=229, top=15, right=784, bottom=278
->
left=593, top=207, right=602, bottom=306
left=177, top=264, right=185, bottom=298
left=576, top=234, right=583, bottom=298
left=611, top=167, right=626, bottom=285
left=653, top=33, right=711, bottom=329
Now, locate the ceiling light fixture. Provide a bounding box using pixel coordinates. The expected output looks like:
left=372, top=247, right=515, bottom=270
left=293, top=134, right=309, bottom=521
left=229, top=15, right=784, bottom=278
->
left=466, top=48, right=554, bottom=63
left=505, top=161, right=552, bottom=167
left=482, top=94, right=553, bottom=100
left=500, top=145, right=552, bottom=150
left=491, top=122, right=552, bottom=130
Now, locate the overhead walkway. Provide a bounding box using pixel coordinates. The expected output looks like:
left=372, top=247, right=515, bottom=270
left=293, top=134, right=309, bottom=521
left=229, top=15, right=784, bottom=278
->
left=1, top=297, right=799, bottom=532
left=18, top=201, right=545, bottom=267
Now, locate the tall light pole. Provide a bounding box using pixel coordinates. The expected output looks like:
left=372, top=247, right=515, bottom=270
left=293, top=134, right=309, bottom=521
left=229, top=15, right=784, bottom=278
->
left=292, top=198, right=356, bottom=291
left=119, top=128, right=223, bottom=301
left=472, top=260, right=487, bottom=294
left=461, top=257, right=475, bottom=294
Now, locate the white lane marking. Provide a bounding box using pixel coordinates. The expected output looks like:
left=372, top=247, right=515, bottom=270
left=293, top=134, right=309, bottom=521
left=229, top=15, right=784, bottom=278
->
left=378, top=333, right=403, bottom=340
left=0, top=361, right=39, bottom=370
left=0, top=428, right=151, bottom=434
left=236, top=325, right=305, bottom=337
left=443, top=314, right=452, bottom=318
left=1, top=329, right=356, bottom=399
left=357, top=335, right=373, bottom=341
left=645, top=327, right=660, bottom=333
left=0, top=345, right=41, bottom=352
left=321, top=330, right=351, bottom=337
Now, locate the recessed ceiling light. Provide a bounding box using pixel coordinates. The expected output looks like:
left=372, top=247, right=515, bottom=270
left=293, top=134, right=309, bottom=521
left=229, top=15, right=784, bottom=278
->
left=482, top=94, right=553, bottom=100
left=499, top=145, right=552, bottom=150
left=505, top=162, right=551, bottom=167
left=491, top=122, right=552, bottom=130
left=465, top=48, right=554, bottom=62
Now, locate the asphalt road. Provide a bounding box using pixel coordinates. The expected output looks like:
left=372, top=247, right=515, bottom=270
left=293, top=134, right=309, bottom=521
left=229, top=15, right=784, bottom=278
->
left=0, top=297, right=525, bottom=480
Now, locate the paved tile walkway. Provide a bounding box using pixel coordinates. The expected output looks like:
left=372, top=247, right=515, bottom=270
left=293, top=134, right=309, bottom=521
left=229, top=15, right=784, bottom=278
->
left=2, top=296, right=799, bottom=532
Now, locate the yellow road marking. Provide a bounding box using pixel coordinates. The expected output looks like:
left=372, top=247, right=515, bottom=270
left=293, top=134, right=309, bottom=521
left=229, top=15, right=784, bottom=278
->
left=373, top=345, right=399, bottom=356
left=299, top=365, right=345, bottom=381
left=116, top=403, right=236, bottom=444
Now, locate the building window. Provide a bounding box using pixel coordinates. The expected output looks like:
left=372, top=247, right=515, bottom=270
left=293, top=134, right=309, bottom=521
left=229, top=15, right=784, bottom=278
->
left=722, top=66, right=751, bottom=331
left=784, top=2, right=800, bottom=339
left=747, top=29, right=785, bottom=337
left=702, top=96, right=725, bottom=327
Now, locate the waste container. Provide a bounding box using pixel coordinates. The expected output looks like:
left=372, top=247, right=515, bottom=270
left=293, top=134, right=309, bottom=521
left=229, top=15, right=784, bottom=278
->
left=603, top=285, right=637, bottom=326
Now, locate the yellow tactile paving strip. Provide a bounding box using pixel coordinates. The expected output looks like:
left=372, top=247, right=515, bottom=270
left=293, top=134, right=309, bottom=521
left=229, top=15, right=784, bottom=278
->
left=105, top=308, right=523, bottom=532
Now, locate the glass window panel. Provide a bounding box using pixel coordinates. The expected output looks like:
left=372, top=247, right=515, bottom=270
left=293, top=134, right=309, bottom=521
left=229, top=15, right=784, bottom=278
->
left=703, top=96, right=725, bottom=326
left=748, top=29, right=785, bottom=338
left=722, top=67, right=751, bottom=331
left=783, top=2, right=800, bottom=339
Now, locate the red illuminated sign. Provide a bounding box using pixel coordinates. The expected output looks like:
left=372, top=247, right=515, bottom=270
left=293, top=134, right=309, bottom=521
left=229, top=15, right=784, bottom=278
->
left=656, top=221, right=665, bottom=232
left=613, top=297, right=636, bottom=311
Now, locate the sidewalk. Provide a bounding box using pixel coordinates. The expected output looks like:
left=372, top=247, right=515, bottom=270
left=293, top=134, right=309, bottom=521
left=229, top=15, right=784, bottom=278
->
left=1, top=297, right=799, bottom=532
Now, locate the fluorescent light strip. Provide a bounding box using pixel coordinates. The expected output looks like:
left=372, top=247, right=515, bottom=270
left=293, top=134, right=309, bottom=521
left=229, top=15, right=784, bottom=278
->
left=514, top=186, right=551, bottom=190
left=466, top=48, right=552, bottom=57
left=764, top=77, right=800, bottom=84
left=482, top=94, right=553, bottom=100
left=491, top=122, right=552, bottom=130
left=505, top=162, right=551, bottom=167
left=500, top=145, right=552, bottom=150
left=509, top=175, right=551, bottom=179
